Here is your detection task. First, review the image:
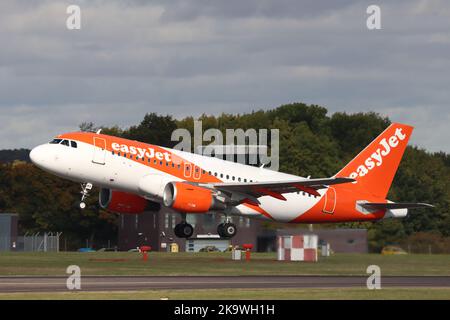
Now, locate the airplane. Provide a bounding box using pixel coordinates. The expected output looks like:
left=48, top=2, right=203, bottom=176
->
left=29, top=122, right=433, bottom=239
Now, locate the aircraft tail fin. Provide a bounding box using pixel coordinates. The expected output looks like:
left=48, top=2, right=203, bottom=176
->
left=335, top=123, right=414, bottom=198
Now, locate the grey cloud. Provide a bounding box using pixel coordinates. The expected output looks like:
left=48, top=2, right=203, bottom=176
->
left=0, top=0, right=449, bottom=152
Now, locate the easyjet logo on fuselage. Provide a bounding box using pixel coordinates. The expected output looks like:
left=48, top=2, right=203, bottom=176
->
left=349, top=128, right=407, bottom=180
left=111, top=142, right=172, bottom=162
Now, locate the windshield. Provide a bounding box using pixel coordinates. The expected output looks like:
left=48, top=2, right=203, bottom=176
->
left=49, top=139, right=62, bottom=144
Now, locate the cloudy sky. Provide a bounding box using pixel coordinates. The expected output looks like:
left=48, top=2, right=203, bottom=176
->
left=0, top=0, right=449, bottom=152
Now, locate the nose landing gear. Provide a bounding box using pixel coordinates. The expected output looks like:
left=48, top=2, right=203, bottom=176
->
left=79, top=182, right=93, bottom=209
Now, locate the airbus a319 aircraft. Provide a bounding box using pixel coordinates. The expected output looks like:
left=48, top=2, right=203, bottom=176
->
left=29, top=123, right=432, bottom=238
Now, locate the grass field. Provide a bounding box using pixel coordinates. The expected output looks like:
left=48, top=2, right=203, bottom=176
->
left=0, top=251, right=449, bottom=276
left=0, top=252, right=449, bottom=299
left=1, top=288, right=450, bottom=300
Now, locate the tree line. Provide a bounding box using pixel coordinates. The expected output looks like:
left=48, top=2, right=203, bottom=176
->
left=0, top=103, right=448, bottom=251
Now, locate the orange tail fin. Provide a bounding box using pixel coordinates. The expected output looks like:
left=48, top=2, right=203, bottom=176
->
left=335, top=123, right=413, bottom=198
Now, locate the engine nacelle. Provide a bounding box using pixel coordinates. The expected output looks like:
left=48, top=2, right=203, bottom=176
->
left=138, top=174, right=172, bottom=200
left=163, top=182, right=226, bottom=213
left=99, top=188, right=147, bottom=214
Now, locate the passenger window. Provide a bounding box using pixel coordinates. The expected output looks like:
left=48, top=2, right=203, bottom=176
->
left=244, top=179, right=247, bottom=182
left=238, top=177, right=241, bottom=182
left=70, top=141, right=77, bottom=148
left=49, top=139, right=62, bottom=144
left=232, top=176, right=235, bottom=181
left=61, top=140, right=69, bottom=147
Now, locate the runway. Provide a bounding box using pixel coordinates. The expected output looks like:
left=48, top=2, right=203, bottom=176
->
left=0, top=275, right=449, bottom=293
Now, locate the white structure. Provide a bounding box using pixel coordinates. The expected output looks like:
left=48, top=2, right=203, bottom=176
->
left=186, top=237, right=230, bottom=252
left=277, top=235, right=318, bottom=262
left=321, top=243, right=331, bottom=256
left=231, top=248, right=242, bottom=260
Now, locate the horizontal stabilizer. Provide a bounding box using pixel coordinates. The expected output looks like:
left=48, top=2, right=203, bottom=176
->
left=362, top=202, right=434, bottom=210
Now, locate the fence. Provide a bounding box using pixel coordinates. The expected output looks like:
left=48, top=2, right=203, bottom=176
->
left=14, top=232, right=62, bottom=252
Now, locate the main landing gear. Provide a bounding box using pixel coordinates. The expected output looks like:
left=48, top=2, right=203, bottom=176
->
left=172, top=214, right=237, bottom=239
left=174, top=213, right=194, bottom=238
left=174, top=222, right=194, bottom=238
left=79, top=182, right=93, bottom=209
left=217, top=218, right=237, bottom=238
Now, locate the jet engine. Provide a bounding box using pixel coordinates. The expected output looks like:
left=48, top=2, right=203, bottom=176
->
left=162, top=182, right=226, bottom=213
left=99, top=188, right=148, bottom=214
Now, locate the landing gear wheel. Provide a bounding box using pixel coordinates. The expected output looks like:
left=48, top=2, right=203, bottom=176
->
left=174, top=223, right=194, bottom=238
left=218, top=223, right=237, bottom=238
left=217, top=223, right=225, bottom=237
left=79, top=202, right=86, bottom=209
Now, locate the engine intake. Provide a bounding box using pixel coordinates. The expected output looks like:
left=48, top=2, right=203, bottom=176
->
left=163, top=182, right=225, bottom=213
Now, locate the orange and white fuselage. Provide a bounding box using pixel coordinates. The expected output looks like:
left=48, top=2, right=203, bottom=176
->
left=29, top=123, right=420, bottom=224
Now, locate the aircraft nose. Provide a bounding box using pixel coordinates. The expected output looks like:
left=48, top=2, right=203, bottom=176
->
left=29, top=145, right=45, bottom=166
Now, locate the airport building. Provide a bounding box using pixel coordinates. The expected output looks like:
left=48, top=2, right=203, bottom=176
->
left=0, top=213, right=18, bottom=252
left=118, top=206, right=263, bottom=252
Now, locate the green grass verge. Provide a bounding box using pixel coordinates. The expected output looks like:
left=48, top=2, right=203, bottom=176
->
left=0, top=252, right=449, bottom=276
left=0, top=288, right=449, bottom=300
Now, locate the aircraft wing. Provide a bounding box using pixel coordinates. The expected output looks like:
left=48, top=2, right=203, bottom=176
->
left=207, top=177, right=355, bottom=203
left=361, top=202, right=434, bottom=210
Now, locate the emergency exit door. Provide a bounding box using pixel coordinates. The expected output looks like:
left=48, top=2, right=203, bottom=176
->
left=92, top=137, right=106, bottom=165
left=323, top=187, right=336, bottom=214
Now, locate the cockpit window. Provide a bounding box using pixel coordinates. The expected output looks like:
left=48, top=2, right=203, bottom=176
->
left=70, top=141, right=77, bottom=148
left=49, top=139, right=62, bottom=144
left=61, top=139, right=70, bottom=147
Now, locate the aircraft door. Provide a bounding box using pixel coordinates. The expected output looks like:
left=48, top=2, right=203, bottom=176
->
left=92, top=137, right=107, bottom=165
left=323, top=187, right=336, bottom=214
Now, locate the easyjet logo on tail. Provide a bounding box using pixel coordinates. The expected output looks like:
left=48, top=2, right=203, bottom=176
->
left=111, top=143, right=172, bottom=162
left=349, top=128, right=407, bottom=181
